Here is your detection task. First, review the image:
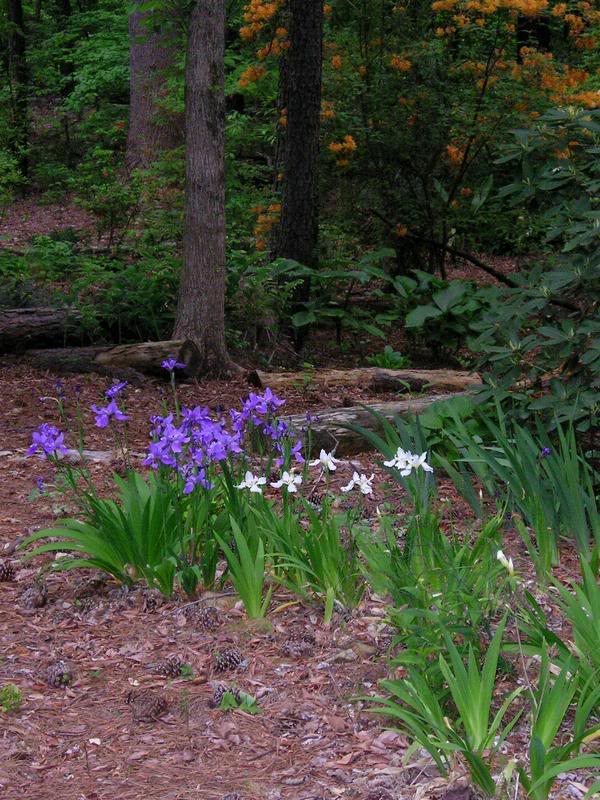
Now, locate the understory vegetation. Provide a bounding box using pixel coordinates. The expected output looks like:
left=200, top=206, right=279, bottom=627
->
left=1, top=0, right=599, bottom=796
left=13, top=375, right=600, bottom=797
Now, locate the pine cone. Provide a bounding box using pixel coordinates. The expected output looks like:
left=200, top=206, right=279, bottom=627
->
left=197, top=605, right=221, bottom=630
left=364, top=791, right=394, bottom=800
left=21, top=583, right=48, bottom=609
left=0, top=559, right=16, bottom=582
left=125, top=690, right=169, bottom=722
left=155, top=655, right=185, bottom=678
left=46, top=660, right=73, bottom=688
left=282, top=630, right=316, bottom=658
left=74, top=575, right=107, bottom=598
left=214, top=647, right=245, bottom=672
left=74, top=595, right=95, bottom=613
left=210, top=682, right=242, bottom=708
left=141, top=589, right=165, bottom=613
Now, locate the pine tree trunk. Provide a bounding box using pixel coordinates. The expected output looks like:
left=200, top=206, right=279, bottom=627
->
left=273, top=0, right=323, bottom=281
left=6, top=0, right=28, bottom=178
left=126, top=0, right=181, bottom=169
left=172, top=0, right=239, bottom=379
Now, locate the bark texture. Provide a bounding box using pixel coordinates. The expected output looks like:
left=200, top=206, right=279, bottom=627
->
left=248, top=367, right=480, bottom=394
left=273, top=0, right=324, bottom=278
left=173, top=0, right=238, bottom=378
left=95, top=339, right=199, bottom=377
left=24, top=347, right=146, bottom=382
left=126, top=0, right=181, bottom=169
left=0, top=307, right=81, bottom=351
left=283, top=393, right=468, bottom=456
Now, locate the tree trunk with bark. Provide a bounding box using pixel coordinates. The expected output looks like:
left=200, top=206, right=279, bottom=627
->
left=6, top=0, right=28, bottom=178
left=126, top=0, right=181, bottom=169
left=272, top=0, right=324, bottom=321
left=173, top=0, right=239, bottom=378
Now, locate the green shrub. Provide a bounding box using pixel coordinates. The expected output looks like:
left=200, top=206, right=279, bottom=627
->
left=471, top=108, right=600, bottom=432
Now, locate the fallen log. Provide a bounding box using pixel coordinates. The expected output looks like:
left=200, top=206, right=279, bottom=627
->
left=283, top=392, right=467, bottom=456
left=94, top=340, right=201, bottom=377
left=22, top=346, right=146, bottom=382
left=0, top=307, right=82, bottom=352
left=248, top=367, right=480, bottom=394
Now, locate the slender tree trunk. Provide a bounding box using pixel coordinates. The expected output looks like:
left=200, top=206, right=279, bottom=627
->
left=273, top=0, right=323, bottom=277
left=272, top=0, right=323, bottom=349
left=172, top=0, right=238, bottom=378
left=6, top=0, right=28, bottom=178
left=126, top=0, right=182, bottom=169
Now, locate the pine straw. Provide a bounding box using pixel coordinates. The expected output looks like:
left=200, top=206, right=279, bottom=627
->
left=0, top=365, right=594, bottom=800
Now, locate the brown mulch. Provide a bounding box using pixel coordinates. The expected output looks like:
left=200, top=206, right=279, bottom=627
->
left=0, top=365, right=592, bottom=800
left=0, top=365, right=445, bottom=800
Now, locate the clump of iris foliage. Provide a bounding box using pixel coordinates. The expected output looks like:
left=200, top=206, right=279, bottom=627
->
left=20, top=364, right=600, bottom=798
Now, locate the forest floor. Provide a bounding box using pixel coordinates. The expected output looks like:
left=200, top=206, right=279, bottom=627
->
left=0, top=201, right=590, bottom=800
left=0, top=365, right=588, bottom=800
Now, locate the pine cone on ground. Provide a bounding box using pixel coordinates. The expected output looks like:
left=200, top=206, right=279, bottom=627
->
left=214, top=647, right=245, bottom=672
left=282, top=630, right=316, bottom=659
left=210, top=682, right=242, bottom=708
left=141, top=588, right=165, bottom=613
left=46, top=660, right=74, bottom=687
left=363, top=791, right=394, bottom=800
left=0, top=559, right=16, bottom=581
left=155, top=655, right=185, bottom=678
left=125, top=690, right=169, bottom=722
left=197, top=605, right=221, bottom=630
left=74, top=595, right=96, bottom=613
left=74, top=575, right=107, bottom=598
left=21, top=583, right=48, bottom=609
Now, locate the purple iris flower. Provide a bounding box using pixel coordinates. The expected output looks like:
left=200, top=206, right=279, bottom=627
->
left=242, top=392, right=268, bottom=424
left=291, top=439, right=304, bottom=463
left=91, top=399, right=129, bottom=428
left=229, top=409, right=248, bottom=436
left=180, top=465, right=214, bottom=494
left=144, top=440, right=177, bottom=469
left=105, top=381, right=128, bottom=399
left=161, top=422, right=190, bottom=453
left=263, top=387, right=285, bottom=411
left=181, top=406, right=211, bottom=429
left=162, top=358, right=186, bottom=372
left=28, top=424, right=68, bottom=458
